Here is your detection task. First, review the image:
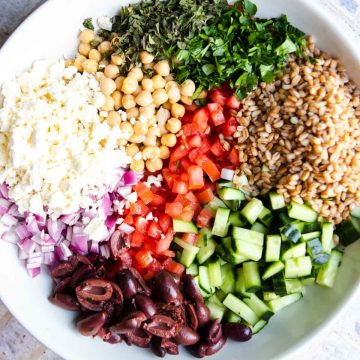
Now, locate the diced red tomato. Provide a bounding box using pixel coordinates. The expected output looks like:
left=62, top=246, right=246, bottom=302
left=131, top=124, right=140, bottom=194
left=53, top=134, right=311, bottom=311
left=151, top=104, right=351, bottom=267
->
left=221, top=117, right=238, bottom=137
left=129, top=200, right=149, bottom=216
left=226, top=95, right=241, bottom=109
left=186, top=134, right=202, bottom=148
left=130, top=231, right=146, bottom=248
left=162, top=168, right=176, bottom=189
left=193, top=107, right=209, bottom=132
left=196, top=208, right=214, bottom=228
left=124, top=213, right=134, bottom=225
left=148, top=221, right=163, bottom=240
left=155, top=230, right=174, bottom=253
left=133, top=216, right=149, bottom=234
left=184, top=191, right=200, bottom=205
left=165, top=202, right=183, bottom=218
left=170, top=145, right=190, bottom=163
left=135, top=249, right=153, bottom=268
left=195, top=155, right=221, bottom=182
left=210, top=89, right=227, bottom=106
left=229, top=147, right=240, bottom=166
left=180, top=172, right=190, bottom=182
left=149, top=193, right=166, bottom=207
left=172, top=180, right=188, bottom=194
left=160, top=249, right=176, bottom=258
left=148, top=258, right=162, bottom=273
left=188, top=165, right=204, bottom=190
left=210, top=138, right=225, bottom=156
left=158, top=214, right=172, bottom=233
left=163, top=258, right=185, bottom=275
left=207, top=103, right=226, bottom=126
left=182, top=123, right=199, bottom=136
left=179, top=209, right=195, bottom=222
left=196, top=187, right=215, bottom=204
left=134, top=182, right=154, bottom=204
left=180, top=157, right=192, bottom=172
left=182, top=233, right=199, bottom=245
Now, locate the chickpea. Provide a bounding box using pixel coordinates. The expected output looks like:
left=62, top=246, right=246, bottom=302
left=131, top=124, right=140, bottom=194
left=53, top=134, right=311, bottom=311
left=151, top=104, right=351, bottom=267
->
left=65, top=59, right=74, bottom=67
left=180, top=95, right=193, bottom=105
left=140, top=51, right=154, bottom=65
left=130, top=159, right=145, bottom=172
left=115, top=76, right=125, bottom=90
left=129, top=134, right=146, bottom=143
left=89, top=49, right=101, bottom=62
left=122, top=94, right=136, bottom=109
left=141, top=78, right=154, bottom=92
left=180, top=79, right=196, bottom=97
left=171, top=103, right=185, bottom=118
left=104, top=64, right=120, bottom=79
left=143, top=136, right=157, bottom=146
left=74, top=54, right=86, bottom=72
left=166, top=117, right=182, bottom=133
left=78, top=42, right=91, bottom=57
left=146, top=158, right=163, bottom=172
left=133, top=86, right=142, bottom=97
left=165, top=74, right=174, bottom=82
left=152, top=75, right=166, bottom=90
left=95, top=71, right=105, bottom=82
left=142, top=146, right=161, bottom=160
left=126, top=107, right=139, bottom=119
left=161, top=133, right=177, bottom=147
left=153, top=60, right=170, bottom=77
left=156, top=107, right=170, bottom=123
left=98, top=41, right=111, bottom=54
left=111, top=54, right=124, bottom=66
left=107, top=111, right=121, bottom=127
left=117, top=138, right=128, bottom=146
left=112, top=91, right=122, bottom=110
left=162, top=102, right=172, bottom=110
left=133, top=122, right=148, bottom=135
left=100, top=77, right=116, bottom=96
left=165, top=81, right=178, bottom=92
left=147, top=127, right=161, bottom=137
left=99, top=60, right=110, bottom=69
left=159, top=145, right=170, bottom=159
left=153, top=89, right=168, bottom=107
left=79, top=29, right=94, bottom=44
left=126, top=144, right=140, bottom=157
left=82, top=59, right=98, bottom=73
left=121, top=76, right=138, bottom=95
left=139, top=105, right=156, bottom=120
left=120, top=122, right=134, bottom=139
left=102, top=95, right=115, bottom=111
left=167, top=85, right=181, bottom=103
left=135, top=90, right=153, bottom=107
left=128, top=67, right=143, bottom=82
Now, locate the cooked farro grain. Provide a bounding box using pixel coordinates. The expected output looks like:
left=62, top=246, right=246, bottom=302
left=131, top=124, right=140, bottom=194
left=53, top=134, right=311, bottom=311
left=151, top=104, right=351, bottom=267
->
left=233, top=38, right=360, bottom=223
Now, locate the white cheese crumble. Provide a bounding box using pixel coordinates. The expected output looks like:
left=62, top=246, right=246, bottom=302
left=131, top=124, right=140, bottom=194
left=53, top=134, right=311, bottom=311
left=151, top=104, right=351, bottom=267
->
left=0, top=60, right=131, bottom=218
left=144, top=174, right=163, bottom=188
left=97, top=16, right=113, bottom=31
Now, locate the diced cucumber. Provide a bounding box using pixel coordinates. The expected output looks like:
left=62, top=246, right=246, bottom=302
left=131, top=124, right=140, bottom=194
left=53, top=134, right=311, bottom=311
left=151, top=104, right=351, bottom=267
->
left=272, top=271, right=287, bottom=296
left=217, top=180, right=235, bottom=188
left=220, top=263, right=235, bottom=294
left=206, top=196, right=227, bottom=211
left=251, top=319, right=268, bottom=334
left=208, top=261, right=223, bottom=287
left=186, top=263, right=198, bottom=276
left=215, top=289, right=227, bottom=302
left=232, top=227, right=264, bottom=246
left=312, top=252, right=330, bottom=265
left=228, top=212, right=246, bottom=227
left=288, top=202, right=318, bottom=222
left=207, top=293, right=223, bottom=307
left=321, top=222, right=334, bottom=254
left=243, top=261, right=261, bottom=292
left=269, top=192, right=286, bottom=210
left=241, top=198, right=264, bottom=224
left=280, top=223, right=302, bottom=243
left=243, top=293, right=274, bottom=321
left=262, top=261, right=285, bottom=280
left=223, top=294, right=259, bottom=326
left=258, top=207, right=273, bottom=227
left=351, top=205, right=360, bottom=218
left=285, top=256, right=312, bottom=278
left=302, top=221, right=322, bottom=233
left=301, top=276, right=316, bottom=286
left=235, top=268, right=247, bottom=295
left=251, top=222, right=267, bottom=234
left=218, top=187, right=245, bottom=201
left=265, top=235, right=281, bottom=262
left=193, top=276, right=212, bottom=298
left=206, top=296, right=226, bottom=321
left=212, top=207, right=231, bottom=237
left=306, top=238, right=323, bottom=257
left=263, top=291, right=280, bottom=301
left=301, top=231, right=321, bottom=241
left=180, top=247, right=199, bottom=267
left=316, top=250, right=343, bottom=288
left=197, top=238, right=216, bottom=264
left=281, top=242, right=306, bottom=260
left=335, top=217, right=360, bottom=246
left=199, top=266, right=215, bottom=295
left=285, top=279, right=304, bottom=294
left=217, top=237, right=248, bottom=265
left=174, top=237, right=200, bottom=252
left=234, top=240, right=263, bottom=261
left=279, top=212, right=292, bottom=225
left=173, top=219, right=198, bottom=233
left=226, top=311, right=242, bottom=323
left=268, top=293, right=302, bottom=313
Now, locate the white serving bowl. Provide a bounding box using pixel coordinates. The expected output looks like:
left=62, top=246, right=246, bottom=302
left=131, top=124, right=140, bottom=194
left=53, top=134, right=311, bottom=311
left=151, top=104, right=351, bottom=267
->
left=0, top=0, right=360, bottom=359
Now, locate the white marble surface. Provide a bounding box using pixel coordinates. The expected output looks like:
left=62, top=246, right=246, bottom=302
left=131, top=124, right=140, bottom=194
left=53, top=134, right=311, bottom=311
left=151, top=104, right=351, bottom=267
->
left=0, top=0, right=360, bottom=359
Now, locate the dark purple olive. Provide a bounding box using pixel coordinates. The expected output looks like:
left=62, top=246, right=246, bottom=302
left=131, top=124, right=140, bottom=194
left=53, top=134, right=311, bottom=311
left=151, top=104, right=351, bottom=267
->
left=189, top=336, right=227, bottom=358
left=51, top=262, right=74, bottom=278
left=76, top=279, right=113, bottom=302
left=124, top=327, right=152, bottom=348
left=183, top=275, right=204, bottom=303
left=70, top=264, right=94, bottom=288
left=76, top=311, right=107, bottom=336
left=223, top=323, right=252, bottom=341
left=103, top=332, right=122, bottom=344
left=143, top=315, right=178, bottom=339
left=185, top=303, right=199, bottom=331
left=151, top=271, right=183, bottom=305
left=115, top=269, right=141, bottom=299
left=110, top=230, right=129, bottom=258
left=49, top=293, right=80, bottom=311
left=201, top=319, right=222, bottom=345
left=109, top=281, right=124, bottom=305
left=161, top=338, right=179, bottom=355
left=195, top=302, right=210, bottom=328
left=129, top=267, right=151, bottom=296
left=70, top=254, right=92, bottom=268
left=205, top=336, right=227, bottom=356
left=53, top=276, right=71, bottom=294
left=168, top=272, right=181, bottom=286
left=110, top=311, right=147, bottom=334
left=174, top=325, right=200, bottom=345
left=151, top=337, right=166, bottom=358
left=134, top=294, right=157, bottom=318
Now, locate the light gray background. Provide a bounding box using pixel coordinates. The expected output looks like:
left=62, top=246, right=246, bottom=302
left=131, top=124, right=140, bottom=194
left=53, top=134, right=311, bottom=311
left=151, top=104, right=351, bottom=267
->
left=0, top=1, right=359, bottom=359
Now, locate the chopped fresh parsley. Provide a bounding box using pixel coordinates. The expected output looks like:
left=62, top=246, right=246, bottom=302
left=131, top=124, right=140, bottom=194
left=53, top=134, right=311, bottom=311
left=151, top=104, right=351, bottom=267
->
left=82, top=18, right=94, bottom=30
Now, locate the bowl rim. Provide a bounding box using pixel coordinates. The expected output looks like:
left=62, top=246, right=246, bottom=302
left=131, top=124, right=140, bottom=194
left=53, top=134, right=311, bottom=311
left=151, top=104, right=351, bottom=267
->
left=0, top=0, right=360, bottom=359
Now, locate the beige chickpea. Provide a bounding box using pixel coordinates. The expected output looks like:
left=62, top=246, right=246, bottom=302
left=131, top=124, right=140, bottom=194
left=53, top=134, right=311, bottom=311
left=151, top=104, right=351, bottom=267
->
left=167, top=85, right=181, bottom=103
left=78, top=42, right=91, bottom=57
left=128, top=67, right=143, bottom=82
left=156, top=107, right=171, bottom=123
left=130, top=159, right=145, bottom=172
left=95, top=71, right=105, bottom=82
left=146, top=158, right=163, bottom=172
left=122, top=94, right=136, bottom=109
left=141, top=78, right=154, bottom=92
left=82, top=59, right=98, bottom=74
left=79, top=29, right=95, bottom=44
left=142, top=146, right=161, bottom=160
left=99, top=59, right=110, bottom=68
left=117, top=138, right=128, bottom=146
left=140, top=51, right=154, bottom=65
left=165, top=74, right=174, bottom=82
left=65, top=59, right=74, bottom=67
left=121, top=76, right=138, bottom=95
left=166, top=117, right=182, bottom=134
left=126, top=144, right=140, bottom=157
left=159, top=145, right=170, bottom=159
left=162, top=101, right=172, bottom=110
left=161, top=133, right=177, bottom=147
left=111, top=91, right=122, bottom=110
left=135, top=90, right=153, bottom=107
left=129, top=134, right=146, bottom=144
left=107, top=111, right=121, bottom=127
left=102, top=95, right=115, bottom=111
left=111, top=54, right=124, bottom=66
left=171, top=103, right=185, bottom=118
left=139, top=105, right=156, bottom=120
left=152, top=75, right=166, bottom=90
left=133, top=122, right=148, bottom=135
left=153, top=60, right=170, bottom=77
left=180, top=79, right=196, bottom=97
left=100, top=77, right=116, bottom=96
left=98, top=41, right=111, bottom=54
left=126, top=107, right=139, bottom=119
left=153, top=89, right=168, bottom=107
left=120, top=122, right=134, bottom=139
left=147, top=127, right=161, bottom=138
left=115, top=76, right=125, bottom=91
left=89, top=49, right=101, bottom=62
left=180, top=95, right=193, bottom=105
left=104, top=64, right=120, bottom=79
left=133, top=86, right=142, bottom=97
left=143, top=135, right=157, bottom=146
left=74, top=54, right=87, bottom=72
left=165, top=81, right=178, bottom=92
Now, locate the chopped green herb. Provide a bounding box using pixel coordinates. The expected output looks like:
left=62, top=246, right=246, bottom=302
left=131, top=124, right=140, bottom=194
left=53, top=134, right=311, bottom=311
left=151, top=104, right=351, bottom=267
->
left=82, top=18, right=94, bottom=30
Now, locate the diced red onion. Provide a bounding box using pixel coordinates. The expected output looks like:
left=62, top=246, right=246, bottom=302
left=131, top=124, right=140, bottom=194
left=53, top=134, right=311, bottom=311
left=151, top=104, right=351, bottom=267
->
left=7, top=203, right=20, bottom=217
left=101, top=194, right=112, bottom=217
left=70, top=234, right=89, bottom=255
left=47, top=218, right=65, bottom=241
left=118, top=222, right=135, bottom=234
left=60, top=213, right=80, bottom=225
left=221, top=168, right=235, bottom=181
left=56, top=242, right=72, bottom=261
left=25, top=215, right=40, bottom=235
left=18, top=238, right=36, bottom=254
left=117, top=185, right=132, bottom=198
left=1, top=230, right=20, bottom=244
left=18, top=248, right=29, bottom=260
left=0, top=198, right=10, bottom=215
left=1, top=213, right=18, bottom=227
left=0, top=183, right=9, bottom=199
left=99, top=244, right=110, bottom=259
left=15, top=224, right=31, bottom=240
left=34, top=214, right=46, bottom=230
left=105, top=214, right=117, bottom=230
left=81, top=211, right=96, bottom=220
left=27, top=252, right=43, bottom=264
left=123, top=170, right=138, bottom=186
left=66, top=227, right=73, bottom=241
left=41, top=245, right=55, bottom=253
left=43, top=252, right=56, bottom=266
left=89, top=241, right=99, bottom=254
left=27, top=267, right=41, bottom=278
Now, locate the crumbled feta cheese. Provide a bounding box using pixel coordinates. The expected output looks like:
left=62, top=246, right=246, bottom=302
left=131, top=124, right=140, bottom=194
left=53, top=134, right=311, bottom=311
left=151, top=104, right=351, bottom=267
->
left=118, top=110, right=127, bottom=121
left=84, top=217, right=109, bottom=242
left=144, top=174, right=163, bottom=188
left=126, top=192, right=138, bottom=203
left=0, top=60, right=130, bottom=218
left=145, top=212, right=154, bottom=221
left=97, top=16, right=113, bottom=31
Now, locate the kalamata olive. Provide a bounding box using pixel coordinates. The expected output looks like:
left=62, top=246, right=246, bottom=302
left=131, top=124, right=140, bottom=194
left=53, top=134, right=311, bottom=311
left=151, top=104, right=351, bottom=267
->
left=109, top=281, right=124, bottom=305
left=168, top=272, right=181, bottom=286
left=110, top=311, right=147, bottom=334
left=103, top=331, right=122, bottom=344
left=134, top=294, right=157, bottom=318
left=129, top=267, right=151, bottom=296
left=151, top=337, right=166, bottom=358
left=70, top=264, right=94, bottom=288
left=70, top=254, right=92, bottom=268
left=51, top=262, right=74, bottom=279
left=174, top=325, right=200, bottom=345
left=185, top=303, right=199, bottom=331
left=49, top=293, right=80, bottom=311
left=143, top=315, right=178, bottom=338
left=124, top=327, right=152, bottom=348
left=223, top=323, right=252, bottom=341
left=115, top=269, right=141, bottom=299
left=161, top=338, right=179, bottom=355
left=183, top=275, right=204, bottom=303
left=76, top=279, right=113, bottom=302
left=76, top=311, right=107, bottom=336
left=195, top=302, right=210, bottom=328
left=151, top=271, right=183, bottom=305
left=205, top=336, right=227, bottom=356
left=110, top=230, right=129, bottom=257
left=53, top=276, right=71, bottom=294
left=94, top=265, right=106, bottom=279
left=201, top=319, right=222, bottom=345
left=189, top=336, right=227, bottom=358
